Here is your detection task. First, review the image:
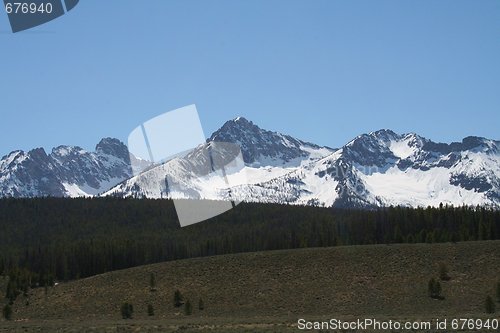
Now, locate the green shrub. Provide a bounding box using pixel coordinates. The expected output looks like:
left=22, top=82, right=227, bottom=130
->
left=2, top=304, right=12, bottom=320
left=486, top=296, right=495, bottom=314
left=120, top=302, right=134, bottom=319
left=149, top=273, right=156, bottom=292
left=428, top=278, right=443, bottom=299
left=174, top=289, right=184, bottom=307
left=439, top=263, right=450, bottom=281
left=185, top=299, right=192, bottom=315
left=198, top=298, right=204, bottom=311
left=147, top=304, right=154, bottom=316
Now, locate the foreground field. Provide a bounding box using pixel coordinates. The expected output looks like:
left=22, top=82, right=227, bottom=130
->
left=1, top=241, right=499, bottom=332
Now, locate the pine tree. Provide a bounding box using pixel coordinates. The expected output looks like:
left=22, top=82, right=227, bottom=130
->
left=128, top=303, right=134, bottom=318
left=425, top=232, right=434, bottom=244
left=428, top=278, right=435, bottom=297
left=6, top=280, right=18, bottom=304
left=428, top=278, right=443, bottom=299
left=198, top=298, right=204, bottom=311
left=185, top=299, right=192, bottom=315
left=147, top=304, right=154, bottom=316
left=149, top=273, right=156, bottom=292
left=120, top=303, right=127, bottom=319
left=439, top=263, right=450, bottom=281
left=120, top=302, right=134, bottom=319
left=485, top=296, right=495, bottom=314
left=2, top=304, right=12, bottom=320
left=174, top=289, right=183, bottom=307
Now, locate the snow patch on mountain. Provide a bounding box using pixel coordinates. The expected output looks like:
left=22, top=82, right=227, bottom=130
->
left=362, top=166, right=487, bottom=207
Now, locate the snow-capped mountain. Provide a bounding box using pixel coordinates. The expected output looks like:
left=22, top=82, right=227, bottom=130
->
left=0, top=138, right=147, bottom=197
left=310, top=130, right=499, bottom=208
left=105, top=118, right=499, bottom=209
left=208, top=117, right=333, bottom=167
left=1, top=117, right=498, bottom=208
left=104, top=118, right=334, bottom=199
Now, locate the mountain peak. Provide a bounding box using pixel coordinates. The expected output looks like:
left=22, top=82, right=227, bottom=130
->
left=422, top=136, right=497, bottom=154
left=208, top=117, right=259, bottom=143
left=0, top=150, right=26, bottom=171
left=461, top=136, right=492, bottom=150
left=233, top=116, right=250, bottom=123
left=51, top=145, right=85, bottom=157
left=370, top=128, right=398, bottom=136
left=208, top=117, right=324, bottom=165
left=95, top=138, right=129, bottom=160
left=367, top=129, right=401, bottom=143
left=96, top=137, right=123, bottom=149
left=27, top=147, right=49, bottom=159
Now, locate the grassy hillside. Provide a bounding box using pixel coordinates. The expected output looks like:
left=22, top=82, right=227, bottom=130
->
left=1, top=241, right=499, bottom=332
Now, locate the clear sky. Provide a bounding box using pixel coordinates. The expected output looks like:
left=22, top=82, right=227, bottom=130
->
left=0, top=0, right=499, bottom=156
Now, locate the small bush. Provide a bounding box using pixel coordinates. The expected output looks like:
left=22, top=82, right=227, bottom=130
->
left=198, top=298, right=204, bottom=311
left=149, top=273, right=156, bottom=292
left=2, top=304, right=12, bottom=320
left=174, top=289, right=184, bottom=307
left=439, top=263, right=451, bottom=281
left=120, top=302, right=134, bottom=319
left=486, top=296, right=495, bottom=314
left=185, top=299, right=192, bottom=315
left=6, top=280, right=19, bottom=304
left=428, top=278, right=443, bottom=299
left=147, top=304, right=154, bottom=316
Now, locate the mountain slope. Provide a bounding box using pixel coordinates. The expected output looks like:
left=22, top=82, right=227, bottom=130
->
left=0, top=138, right=143, bottom=197
left=5, top=241, right=500, bottom=327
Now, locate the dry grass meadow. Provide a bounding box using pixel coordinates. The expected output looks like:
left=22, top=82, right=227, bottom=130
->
left=1, top=241, right=499, bottom=332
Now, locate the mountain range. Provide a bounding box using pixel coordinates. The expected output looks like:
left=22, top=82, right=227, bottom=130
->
left=1, top=117, right=498, bottom=208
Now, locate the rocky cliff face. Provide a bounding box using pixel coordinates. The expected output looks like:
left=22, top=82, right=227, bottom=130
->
left=0, top=138, right=138, bottom=197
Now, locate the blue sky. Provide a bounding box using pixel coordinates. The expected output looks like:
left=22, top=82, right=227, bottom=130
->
left=0, top=0, right=499, bottom=156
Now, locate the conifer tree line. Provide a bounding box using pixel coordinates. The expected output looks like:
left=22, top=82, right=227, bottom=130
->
left=0, top=198, right=498, bottom=284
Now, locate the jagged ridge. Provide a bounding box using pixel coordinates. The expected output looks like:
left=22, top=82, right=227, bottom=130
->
left=0, top=117, right=498, bottom=208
